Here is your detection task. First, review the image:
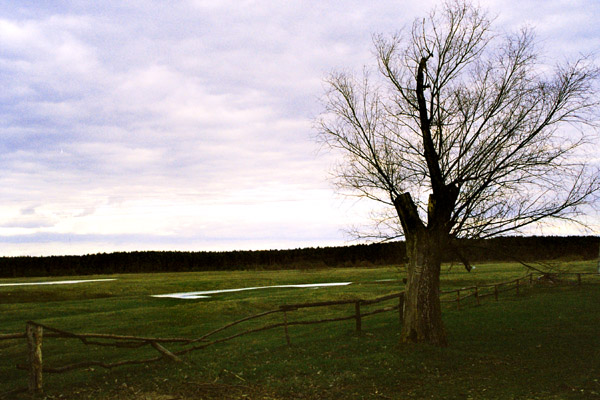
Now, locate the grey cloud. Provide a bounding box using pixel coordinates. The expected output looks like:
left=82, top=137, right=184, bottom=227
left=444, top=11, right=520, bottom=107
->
left=0, top=219, right=56, bottom=229
left=20, top=206, right=36, bottom=216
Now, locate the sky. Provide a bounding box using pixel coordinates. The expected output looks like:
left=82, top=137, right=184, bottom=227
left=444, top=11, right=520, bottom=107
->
left=1, top=0, right=599, bottom=257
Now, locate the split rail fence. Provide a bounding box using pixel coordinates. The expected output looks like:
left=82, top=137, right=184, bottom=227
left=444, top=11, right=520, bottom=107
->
left=1, top=271, right=597, bottom=396
left=440, top=272, right=593, bottom=309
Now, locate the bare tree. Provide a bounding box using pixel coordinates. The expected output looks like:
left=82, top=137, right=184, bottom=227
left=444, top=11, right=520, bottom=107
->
left=317, top=0, right=599, bottom=346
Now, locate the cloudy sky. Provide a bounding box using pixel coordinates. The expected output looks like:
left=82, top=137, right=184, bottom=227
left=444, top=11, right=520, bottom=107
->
left=1, top=1, right=598, bottom=257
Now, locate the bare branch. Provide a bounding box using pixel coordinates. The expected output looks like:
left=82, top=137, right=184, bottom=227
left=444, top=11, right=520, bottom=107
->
left=317, top=0, right=599, bottom=243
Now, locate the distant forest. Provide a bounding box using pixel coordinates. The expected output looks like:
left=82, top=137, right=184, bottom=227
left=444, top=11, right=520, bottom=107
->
left=1, top=236, right=598, bottom=278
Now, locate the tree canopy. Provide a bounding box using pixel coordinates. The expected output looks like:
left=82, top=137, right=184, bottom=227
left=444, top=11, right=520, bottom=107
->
left=318, top=0, right=599, bottom=345
left=319, top=1, right=599, bottom=242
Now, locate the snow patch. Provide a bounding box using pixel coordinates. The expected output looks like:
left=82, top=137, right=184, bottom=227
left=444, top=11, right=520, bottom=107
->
left=152, top=282, right=353, bottom=299
left=0, top=279, right=117, bottom=287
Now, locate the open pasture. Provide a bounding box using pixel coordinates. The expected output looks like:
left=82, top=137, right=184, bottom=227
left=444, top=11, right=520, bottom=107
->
left=1, top=261, right=599, bottom=399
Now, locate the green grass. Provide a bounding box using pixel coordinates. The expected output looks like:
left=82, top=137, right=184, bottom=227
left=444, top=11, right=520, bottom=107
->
left=1, top=261, right=599, bottom=399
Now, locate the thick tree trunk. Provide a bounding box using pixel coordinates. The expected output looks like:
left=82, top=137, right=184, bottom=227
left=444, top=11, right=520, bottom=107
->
left=401, top=229, right=447, bottom=346
left=394, top=192, right=450, bottom=347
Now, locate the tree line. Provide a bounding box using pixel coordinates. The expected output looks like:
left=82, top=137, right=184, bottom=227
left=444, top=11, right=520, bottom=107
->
left=0, top=236, right=598, bottom=278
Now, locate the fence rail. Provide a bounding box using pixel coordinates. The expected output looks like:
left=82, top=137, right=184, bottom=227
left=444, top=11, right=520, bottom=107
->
left=438, top=272, right=597, bottom=310
left=1, top=271, right=597, bottom=396
left=2, top=290, right=404, bottom=396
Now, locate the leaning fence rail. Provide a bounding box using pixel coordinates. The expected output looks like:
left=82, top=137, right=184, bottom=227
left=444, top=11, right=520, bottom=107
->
left=1, top=291, right=404, bottom=396
left=1, top=271, right=597, bottom=396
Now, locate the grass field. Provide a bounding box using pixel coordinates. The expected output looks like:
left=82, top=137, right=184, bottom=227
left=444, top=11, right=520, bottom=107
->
left=1, top=261, right=599, bottom=399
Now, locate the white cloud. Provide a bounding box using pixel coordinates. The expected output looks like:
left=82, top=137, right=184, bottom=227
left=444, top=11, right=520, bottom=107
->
left=0, top=0, right=598, bottom=256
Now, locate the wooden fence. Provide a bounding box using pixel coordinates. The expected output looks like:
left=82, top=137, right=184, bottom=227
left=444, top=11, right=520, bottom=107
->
left=1, top=271, right=597, bottom=396
left=1, top=292, right=404, bottom=396
left=439, top=272, right=594, bottom=310
left=440, top=273, right=534, bottom=310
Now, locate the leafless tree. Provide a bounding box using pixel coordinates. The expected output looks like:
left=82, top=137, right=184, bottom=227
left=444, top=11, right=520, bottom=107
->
left=317, top=0, right=599, bottom=346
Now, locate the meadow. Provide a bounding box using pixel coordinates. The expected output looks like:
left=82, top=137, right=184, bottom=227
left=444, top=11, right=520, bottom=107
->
left=1, top=261, right=599, bottom=399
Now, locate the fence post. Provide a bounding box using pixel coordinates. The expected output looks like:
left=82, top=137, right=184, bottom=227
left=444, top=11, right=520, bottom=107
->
left=26, top=322, right=43, bottom=395
left=283, top=311, right=291, bottom=346
left=355, top=301, right=362, bottom=332
left=456, top=289, right=461, bottom=311
left=474, top=286, right=480, bottom=305
left=494, top=285, right=498, bottom=301
left=398, top=293, right=404, bottom=325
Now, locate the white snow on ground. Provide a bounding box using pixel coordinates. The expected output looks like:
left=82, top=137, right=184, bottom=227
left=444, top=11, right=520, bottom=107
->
left=0, top=279, right=117, bottom=287
left=152, top=282, right=353, bottom=299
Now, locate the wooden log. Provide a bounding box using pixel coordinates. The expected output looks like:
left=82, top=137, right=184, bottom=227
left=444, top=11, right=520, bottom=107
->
left=355, top=302, right=362, bottom=332
left=196, top=309, right=280, bottom=342
left=28, top=320, right=203, bottom=344
left=26, top=322, right=43, bottom=395
left=360, top=292, right=403, bottom=305
left=150, top=342, right=183, bottom=363
left=0, top=332, right=26, bottom=340
left=281, top=292, right=402, bottom=310
left=280, top=299, right=357, bottom=310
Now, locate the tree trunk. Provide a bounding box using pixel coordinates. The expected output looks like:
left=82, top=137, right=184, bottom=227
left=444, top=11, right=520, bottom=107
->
left=401, top=229, right=447, bottom=346
left=394, top=192, right=450, bottom=347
